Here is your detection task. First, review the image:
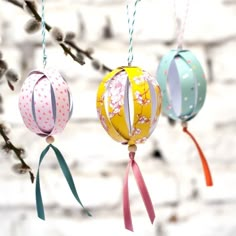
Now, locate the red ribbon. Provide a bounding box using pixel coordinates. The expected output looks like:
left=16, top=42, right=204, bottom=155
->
left=183, top=126, right=213, bottom=186
left=123, top=152, right=156, bottom=231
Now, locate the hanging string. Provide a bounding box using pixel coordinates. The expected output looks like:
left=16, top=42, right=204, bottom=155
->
left=173, top=0, right=190, bottom=49
left=126, top=0, right=140, bottom=66
left=41, top=0, right=47, bottom=68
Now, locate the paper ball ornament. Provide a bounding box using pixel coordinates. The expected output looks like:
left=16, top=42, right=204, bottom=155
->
left=18, top=68, right=73, bottom=137
left=96, top=66, right=162, bottom=145
left=156, top=49, right=206, bottom=121
left=157, top=50, right=213, bottom=187
left=18, top=68, right=90, bottom=220
left=96, top=66, right=162, bottom=231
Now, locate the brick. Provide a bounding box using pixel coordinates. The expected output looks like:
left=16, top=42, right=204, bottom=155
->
left=209, top=41, right=236, bottom=82
left=165, top=204, right=236, bottom=236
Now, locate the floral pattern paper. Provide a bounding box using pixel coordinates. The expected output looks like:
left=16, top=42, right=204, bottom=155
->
left=96, top=66, right=162, bottom=145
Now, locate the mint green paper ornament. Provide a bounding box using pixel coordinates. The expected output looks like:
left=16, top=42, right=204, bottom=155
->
left=156, top=49, right=206, bottom=121
left=155, top=0, right=213, bottom=192
left=156, top=49, right=213, bottom=187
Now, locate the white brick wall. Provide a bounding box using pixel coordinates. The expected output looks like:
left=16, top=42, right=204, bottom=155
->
left=0, top=0, right=236, bottom=235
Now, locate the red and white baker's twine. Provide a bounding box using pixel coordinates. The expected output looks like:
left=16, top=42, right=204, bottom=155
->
left=173, top=0, right=190, bottom=49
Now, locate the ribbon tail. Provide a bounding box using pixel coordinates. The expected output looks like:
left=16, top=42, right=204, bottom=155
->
left=183, top=127, right=213, bottom=186
left=131, top=160, right=156, bottom=224
left=50, top=144, right=92, bottom=216
left=123, top=161, right=133, bottom=231
left=35, top=144, right=51, bottom=220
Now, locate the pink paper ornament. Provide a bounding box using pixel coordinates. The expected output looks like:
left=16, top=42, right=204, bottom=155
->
left=18, top=68, right=72, bottom=137
left=18, top=68, right=90, bottom=220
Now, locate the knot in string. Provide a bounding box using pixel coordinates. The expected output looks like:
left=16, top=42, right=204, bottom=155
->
left=129, top=151, right=135, bottom=160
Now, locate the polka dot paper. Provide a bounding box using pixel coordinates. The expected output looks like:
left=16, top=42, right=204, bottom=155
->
left=18, top=68, right=73, bottom=136
left=156, top=49, right=213, bottom=187
left=156, top=49, right=206, bottom=121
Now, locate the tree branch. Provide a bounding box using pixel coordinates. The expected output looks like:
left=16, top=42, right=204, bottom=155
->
left=64, top=40, right=112, bottom=72
left=4, top=0, right=114, bottom=69
left=25, top=1, right=86, bottom=65
left=0, top=124, right=34, bottom=183
left=4, top=0, right=22, bottom=8
left=4, top=0, right=84, bottom=65
left=59, top=43, right=85, bottom=65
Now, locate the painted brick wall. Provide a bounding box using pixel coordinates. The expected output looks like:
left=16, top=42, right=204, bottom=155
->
left=0, top=0, right=236, bottom=235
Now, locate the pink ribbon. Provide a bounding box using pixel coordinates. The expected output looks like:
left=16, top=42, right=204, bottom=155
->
left=123, top=152, right=156, bottom=231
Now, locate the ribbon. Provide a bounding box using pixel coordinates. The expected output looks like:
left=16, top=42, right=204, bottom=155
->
left=123, top=151, right=155, bottom=231
left=36, top=144, right=91, bottom=220
left=183, top=126, right=213, bottom=186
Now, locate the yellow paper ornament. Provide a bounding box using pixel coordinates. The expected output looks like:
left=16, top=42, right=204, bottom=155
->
left=96, top=66, right=162, bottom=145
left=96, top=66, right=162, bottom=231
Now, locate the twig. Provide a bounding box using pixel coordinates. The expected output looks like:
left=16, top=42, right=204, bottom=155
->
left=59, top=43, right=85, bottom=65
left=25, top=0, right=86, bottom=65
left=4, top=0, right=22, bottom=8
left=0, top=124, right=34, bottom=183
left=4, top=0, right=113, bottom=69
left=4, top=0, right=84, bottom=65
left=64, top=40, right=112, bottom=72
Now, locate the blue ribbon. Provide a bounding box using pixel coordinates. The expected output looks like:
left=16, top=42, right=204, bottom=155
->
left=35, top=144, right=91, bottom=220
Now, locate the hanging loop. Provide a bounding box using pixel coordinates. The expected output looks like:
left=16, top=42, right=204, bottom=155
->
left=173, top=0, right=190, bottom=49
left=126, top=0, right=141, bottom=66
left=41, top=0, right=47, bottom=68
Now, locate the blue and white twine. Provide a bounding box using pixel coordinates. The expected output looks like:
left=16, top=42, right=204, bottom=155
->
left=126, top=0, right=140, bottom=66
left=41, top=0, right=47, bottom=68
